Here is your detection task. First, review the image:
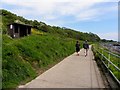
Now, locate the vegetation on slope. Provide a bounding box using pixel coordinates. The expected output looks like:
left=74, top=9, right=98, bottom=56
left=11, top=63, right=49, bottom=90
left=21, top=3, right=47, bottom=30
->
left=2, top=34, right=77, bottom=88
left=1, top=9, right=100, bottom=88
left=1, top=9, right=100, bottom=42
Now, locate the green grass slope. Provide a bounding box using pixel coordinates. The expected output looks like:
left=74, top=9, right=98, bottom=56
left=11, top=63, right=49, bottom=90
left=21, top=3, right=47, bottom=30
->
left=1, top=9, right=93, bottom=88
left=2, top=34, right=77, bottom=88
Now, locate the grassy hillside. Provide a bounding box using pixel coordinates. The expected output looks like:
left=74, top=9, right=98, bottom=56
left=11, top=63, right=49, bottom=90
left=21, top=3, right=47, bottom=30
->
left=1, top=9, right=100, bottom=42
left=1, top=9, right=97, bottom=88
left=2, top=34, right=78, bottom=88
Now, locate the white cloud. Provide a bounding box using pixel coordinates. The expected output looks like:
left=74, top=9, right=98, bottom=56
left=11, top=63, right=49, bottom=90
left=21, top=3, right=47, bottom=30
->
left=76, top=9, right=99, bottom=21
left=1, top=0, right=118, bottom=40
left=1, top=0, right=119, bottom=3
left=1, top=0, right=117, bottom=22
left=98, top=32, right=118, bottom=41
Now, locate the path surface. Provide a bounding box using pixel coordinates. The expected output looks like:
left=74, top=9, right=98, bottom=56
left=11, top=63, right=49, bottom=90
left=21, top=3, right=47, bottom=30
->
left=19, top=46, right=105, bottom=88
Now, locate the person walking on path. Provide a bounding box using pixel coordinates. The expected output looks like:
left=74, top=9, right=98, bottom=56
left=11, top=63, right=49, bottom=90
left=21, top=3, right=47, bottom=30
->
left=83, top=40, right=89, bottom=57
left=75, top=41, right=80, bottom=56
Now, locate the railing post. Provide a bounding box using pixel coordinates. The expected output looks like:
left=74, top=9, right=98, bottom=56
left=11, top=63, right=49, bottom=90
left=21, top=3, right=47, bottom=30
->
left=101, top=48, right=103, bottom=60
left=102, top=48, right=103, bottom=55
left=108, top=52, right=110, bottom=68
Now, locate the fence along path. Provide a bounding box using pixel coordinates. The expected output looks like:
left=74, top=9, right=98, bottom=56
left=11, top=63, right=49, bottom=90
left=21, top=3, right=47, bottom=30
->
left=19, top=46, right=105, bottom=88
left=94, top=47, right=120, bottom=85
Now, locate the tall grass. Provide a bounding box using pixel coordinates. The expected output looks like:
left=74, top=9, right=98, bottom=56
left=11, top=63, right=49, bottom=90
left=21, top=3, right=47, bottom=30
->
left=2, top=34, right=76, bottom=88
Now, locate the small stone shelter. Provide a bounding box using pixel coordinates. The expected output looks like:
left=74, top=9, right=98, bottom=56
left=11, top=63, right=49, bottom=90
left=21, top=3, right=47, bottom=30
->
left=8, top=23, right=32, bottom=38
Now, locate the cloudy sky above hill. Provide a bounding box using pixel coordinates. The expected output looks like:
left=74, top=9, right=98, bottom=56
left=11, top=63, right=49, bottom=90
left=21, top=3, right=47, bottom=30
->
left=1, top=0, right=119, bottom=41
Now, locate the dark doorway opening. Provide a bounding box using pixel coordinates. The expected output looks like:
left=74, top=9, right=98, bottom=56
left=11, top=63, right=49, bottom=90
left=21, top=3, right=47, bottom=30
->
left=20, top=26, right=27, bottom=37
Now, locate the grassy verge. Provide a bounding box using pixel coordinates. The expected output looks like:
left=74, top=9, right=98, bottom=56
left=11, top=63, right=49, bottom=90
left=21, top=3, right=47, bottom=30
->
left=2, top=34, right=77, bottom=88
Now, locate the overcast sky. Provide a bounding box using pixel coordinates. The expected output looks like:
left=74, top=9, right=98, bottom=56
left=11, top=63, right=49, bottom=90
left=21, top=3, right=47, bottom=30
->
left=1, top=0, right=119, bottom=41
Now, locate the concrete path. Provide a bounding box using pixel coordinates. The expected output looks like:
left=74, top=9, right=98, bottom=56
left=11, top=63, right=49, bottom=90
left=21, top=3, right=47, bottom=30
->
left=19, top=46, right=105, bottom=88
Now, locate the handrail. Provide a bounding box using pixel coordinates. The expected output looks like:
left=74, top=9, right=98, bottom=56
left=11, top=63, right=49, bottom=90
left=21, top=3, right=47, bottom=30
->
left=99, top=47, right=120, bottom=58
left=93, top=46, right=120, bottom=85
left=97, top=50, right=120, bottom=72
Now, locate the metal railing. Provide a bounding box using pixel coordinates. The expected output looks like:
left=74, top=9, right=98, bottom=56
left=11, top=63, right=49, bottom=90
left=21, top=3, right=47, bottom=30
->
left=93, top=46, right=120, bottom=85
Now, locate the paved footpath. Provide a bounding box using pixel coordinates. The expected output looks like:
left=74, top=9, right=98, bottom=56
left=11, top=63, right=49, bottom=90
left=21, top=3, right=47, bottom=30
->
left=19, top=46, right=105, bottom=88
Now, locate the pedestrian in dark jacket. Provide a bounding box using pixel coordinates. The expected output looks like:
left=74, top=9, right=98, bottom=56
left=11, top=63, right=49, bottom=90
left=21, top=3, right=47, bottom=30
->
left=75, top=41, right=80, bottom=56
left=83, top=40, right=89, bottom=57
